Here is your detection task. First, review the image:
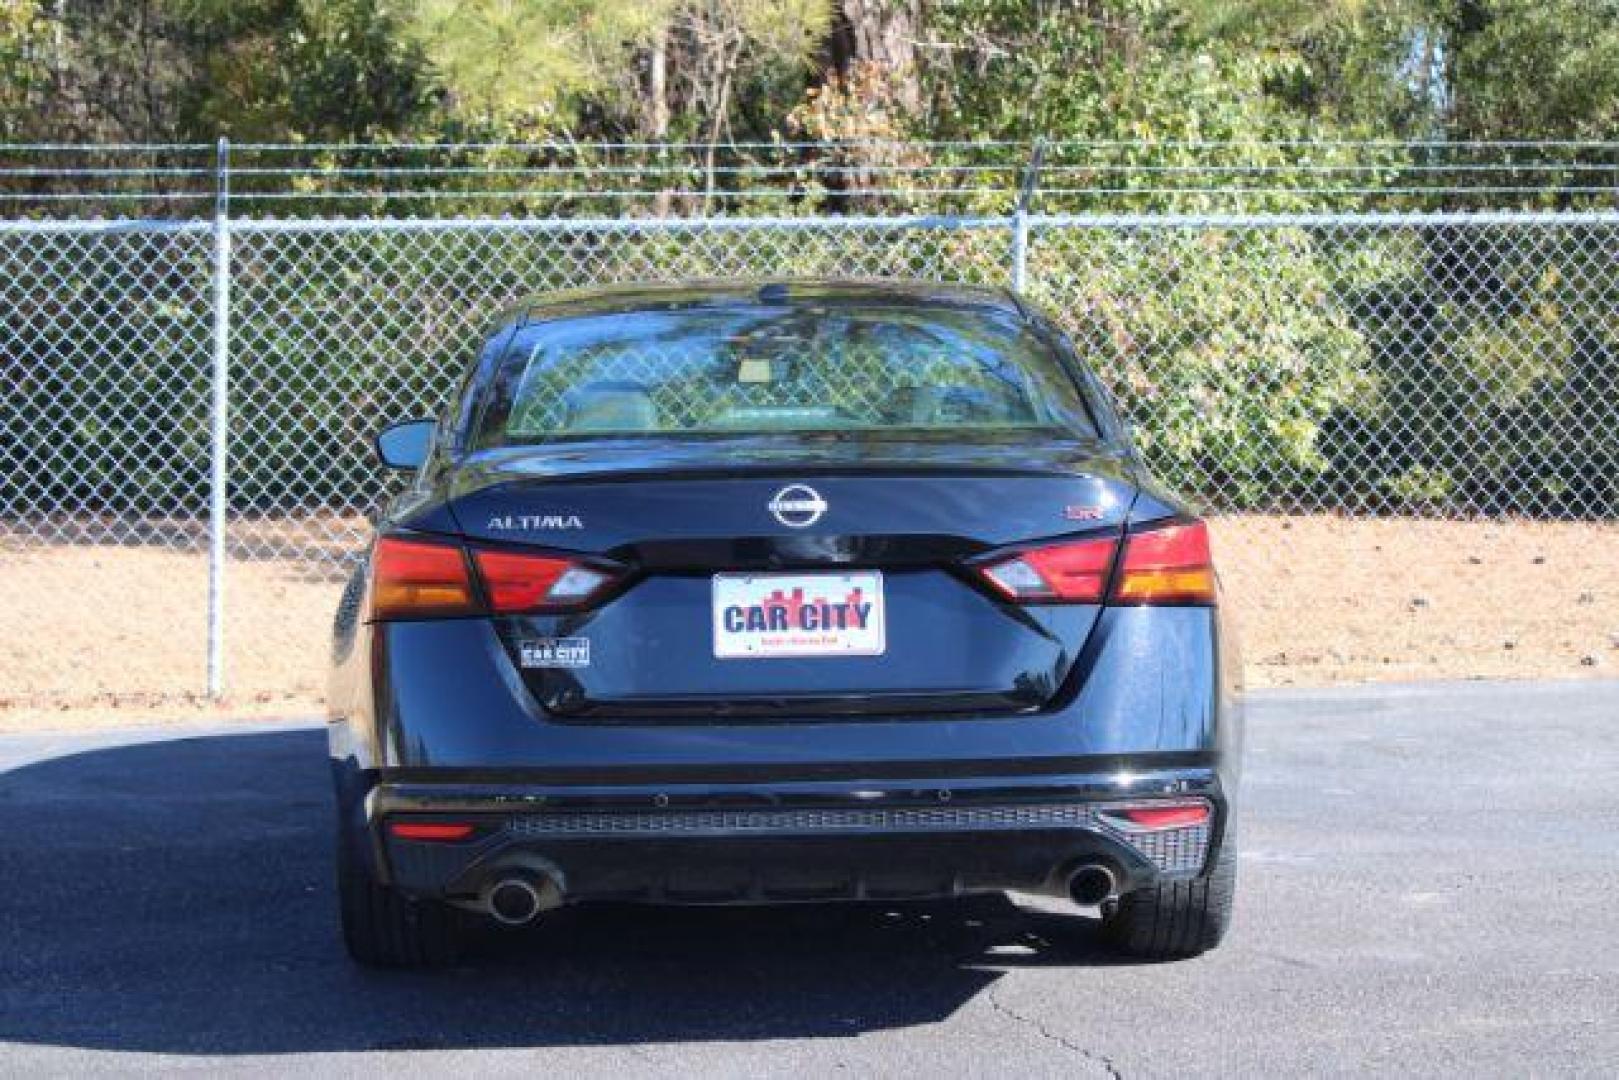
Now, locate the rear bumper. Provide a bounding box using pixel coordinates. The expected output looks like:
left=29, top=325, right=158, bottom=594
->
left=362, top=768, right=1229, bottom=904
left=330, top=603, right=1243, bottom=906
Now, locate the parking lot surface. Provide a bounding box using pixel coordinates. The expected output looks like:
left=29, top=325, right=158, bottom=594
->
left=2, top=679, right=1616, bottom=1077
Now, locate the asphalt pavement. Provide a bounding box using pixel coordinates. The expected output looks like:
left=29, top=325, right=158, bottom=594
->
left=2, top=679, right=1616, bottom=1077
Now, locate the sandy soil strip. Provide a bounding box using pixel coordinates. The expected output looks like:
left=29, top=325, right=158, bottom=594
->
left=2, top=514, right=1615, bottom=729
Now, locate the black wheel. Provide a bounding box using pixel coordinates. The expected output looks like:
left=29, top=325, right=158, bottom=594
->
left=337, top=832, right=464, bottom=969
left=1103, top=827, right=1237, bottom=960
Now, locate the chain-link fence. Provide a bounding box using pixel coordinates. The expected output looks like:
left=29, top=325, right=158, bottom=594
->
left=4, top=145, right=1618, bottom=711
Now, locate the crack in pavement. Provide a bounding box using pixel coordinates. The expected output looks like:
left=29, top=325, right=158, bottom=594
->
left=986, top=986, right=1123, bottom=1078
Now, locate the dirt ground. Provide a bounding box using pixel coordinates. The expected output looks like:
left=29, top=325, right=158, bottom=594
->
left=1211, top=515, right=1619, bottom=684
left=2, top=514, right=1616, bottom=731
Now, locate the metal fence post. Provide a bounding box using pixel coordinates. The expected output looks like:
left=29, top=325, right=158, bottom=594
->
left=206, top=137, right=231, bottom=699
left=1010, top=139, right=1046, bottom=292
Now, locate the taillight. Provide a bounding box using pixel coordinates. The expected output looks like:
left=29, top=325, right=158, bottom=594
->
left=370, top=536, right=479, bottom=619
left=472, top=548, right=617, bottom=613
left=369, top=536, right=620, bottom=620
left=976, top=519, right=1216, bottom=606
left=980, top=535, right=1118, bottom=603
left=1112, top=520, right=1216, bottom=605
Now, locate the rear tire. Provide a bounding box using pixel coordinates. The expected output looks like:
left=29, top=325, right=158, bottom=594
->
left=337, top=833, right=464, bottom=969
left=1103, top=826, right=1237, bottom=960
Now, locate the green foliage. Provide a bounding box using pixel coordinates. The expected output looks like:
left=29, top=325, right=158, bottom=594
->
left=921, top=0, right=1307, bottom=145
left=13, top=0, right=1619, bottom=160
left=1, top=233, right=214, bottom=515
left=181, top=0, right=429, bottom=141
left=397, top=0, right=831, bottom=140
left=1194, top=0, right=1619, bottom=143
left=1447, top=0, right=1619, bottom=141
left=0, top=1, right=47, bottom=139
left=1029, top=227, right=1375, bottom=506
left=403, top=0, right=671, bottom=132
left=2, top=0, right=428, bottom=143
left=1337, top=227, right=1619, bottom=514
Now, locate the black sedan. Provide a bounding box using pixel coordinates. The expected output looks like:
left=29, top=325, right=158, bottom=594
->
left=328, top=280, right=1243, bottom=967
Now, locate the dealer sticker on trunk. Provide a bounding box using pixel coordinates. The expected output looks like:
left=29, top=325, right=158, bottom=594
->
left=712, top=571, right=885, bottom=659
left=519, top=637, right=591, bottom=668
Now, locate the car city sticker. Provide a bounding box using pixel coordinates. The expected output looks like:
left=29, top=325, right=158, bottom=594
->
left=519, top=637, right=591, bottom=669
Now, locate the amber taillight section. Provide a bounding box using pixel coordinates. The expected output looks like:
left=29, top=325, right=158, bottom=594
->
left=1110, top=521, right=1217, bottom=605
left=369, top=537, right=479, bottom=620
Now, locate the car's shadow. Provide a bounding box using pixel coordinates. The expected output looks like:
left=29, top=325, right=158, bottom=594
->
left=0, top=728, right=1135, bottom=1056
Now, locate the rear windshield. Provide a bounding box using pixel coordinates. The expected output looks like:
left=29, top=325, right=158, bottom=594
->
left=471, top=303, right=1098, bottom=446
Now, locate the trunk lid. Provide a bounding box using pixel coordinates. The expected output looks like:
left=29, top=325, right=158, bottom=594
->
left=444, top=435, right=1137, bottom=718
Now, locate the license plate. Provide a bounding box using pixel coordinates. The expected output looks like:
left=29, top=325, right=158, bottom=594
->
left=712, top=571, right=886, bottom=659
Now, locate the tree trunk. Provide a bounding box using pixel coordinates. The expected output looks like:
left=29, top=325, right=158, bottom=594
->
left=830, top=0, right=920, bottom=109
left=646, top=25, right=673, bottom=216
left=645, top=26, right=670, bottom=139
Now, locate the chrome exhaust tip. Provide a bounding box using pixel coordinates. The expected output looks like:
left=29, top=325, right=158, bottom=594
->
left=488, top=878, right=542, bottom=926
left=484, top=872, right=562, bottom=926
left=1067, top=863, right=1118, bottom=907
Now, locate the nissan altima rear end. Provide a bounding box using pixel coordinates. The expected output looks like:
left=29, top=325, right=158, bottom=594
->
left=327, top=281, right=1242, bottom=968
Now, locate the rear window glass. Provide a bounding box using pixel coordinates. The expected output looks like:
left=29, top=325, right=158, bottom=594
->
left=472, top=304, right=1097, bottom=446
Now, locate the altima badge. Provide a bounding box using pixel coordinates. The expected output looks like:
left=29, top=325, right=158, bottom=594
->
left=768, top=484, right=828, bottom=528
left=486, top=513, right=584, bottom=530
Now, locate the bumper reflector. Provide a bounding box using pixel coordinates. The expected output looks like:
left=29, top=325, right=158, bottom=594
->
left=1096, top=800, right=1212, bottom=831
left=389, top=821, right=476, bottom=842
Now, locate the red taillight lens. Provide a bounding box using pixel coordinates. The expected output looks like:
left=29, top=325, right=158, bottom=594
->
left=370, top=536, right=478, bottom=620
left=977, top=519, right=1216, bottom=607
left=980, top=535, right=1118, bottom=602
left=369, top=536, right=621, bottom=620
left=472, top=549, right=617, bottom=614
left=1111, top=520, right=1217, bottom=605
left=389, top=821, right=475, bottom=842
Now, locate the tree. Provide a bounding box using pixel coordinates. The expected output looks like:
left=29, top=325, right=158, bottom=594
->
left=1197, top=0, right=1619, bottom=143
left=1446, top=0, right=1619, bottom=141
left=182, top=0, right=428, bottom=142
left=404, top=0, right=671, bottom=136
left=0, top=0, right=48, bottom=140
left=664, top=0, right=831, bottom=182
left=7, top=0, right=427, bottom=144
left=913, top=1, right=1316, bottom=146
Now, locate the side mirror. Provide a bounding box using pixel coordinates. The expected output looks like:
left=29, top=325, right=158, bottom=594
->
left=375, top=419, right=436, bottom=471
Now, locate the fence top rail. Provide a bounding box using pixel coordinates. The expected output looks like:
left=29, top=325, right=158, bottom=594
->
left=12, top=138, right=1619, bottom=152
left=8, top=208, right=1619, bottom=236
left=10, top=162, right=1619, bottom=179
left=0, top=217, right=212, bottom=235
left=1030, top=209, right=1619, bottom=228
